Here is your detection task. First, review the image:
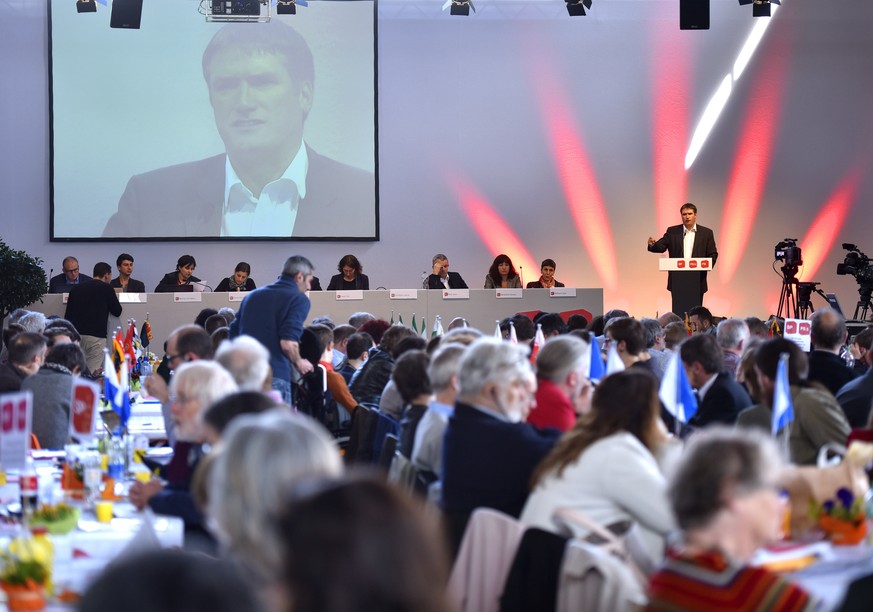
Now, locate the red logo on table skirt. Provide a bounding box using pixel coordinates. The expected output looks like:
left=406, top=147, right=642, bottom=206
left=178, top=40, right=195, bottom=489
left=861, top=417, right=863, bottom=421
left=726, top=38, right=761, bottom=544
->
left=799, top=322, right=811, bottom=335
left=701, top=260, right=710, bottom=268
left=1, top=401, right=12, bottom=432
left=689, top=261, right=698, bottom=269
left=677, top=261, right=686, bottom=268
left=786, top=321, right=797, bottom=333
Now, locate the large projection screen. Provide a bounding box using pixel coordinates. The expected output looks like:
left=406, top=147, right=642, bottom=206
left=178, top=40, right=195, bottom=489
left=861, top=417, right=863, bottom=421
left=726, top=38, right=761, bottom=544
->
left=49, top=0, right=377, bottom=241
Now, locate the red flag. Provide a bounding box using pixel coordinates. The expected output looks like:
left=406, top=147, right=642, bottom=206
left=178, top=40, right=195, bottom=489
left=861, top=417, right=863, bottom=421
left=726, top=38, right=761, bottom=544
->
left=684, top=313, right=693, bottom=336
left=124, top=320, right=136, bottom=365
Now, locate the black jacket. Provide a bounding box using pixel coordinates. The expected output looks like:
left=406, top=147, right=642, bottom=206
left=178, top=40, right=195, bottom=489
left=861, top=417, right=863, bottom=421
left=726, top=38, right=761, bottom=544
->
left=154, top=271, right=203, bottom=293
left=349, top=349, right=394, bottom=405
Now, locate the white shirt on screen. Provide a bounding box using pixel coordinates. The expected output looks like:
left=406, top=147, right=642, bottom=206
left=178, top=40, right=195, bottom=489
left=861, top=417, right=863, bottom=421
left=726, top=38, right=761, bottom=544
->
left=221, top=144, right=309, bottom=237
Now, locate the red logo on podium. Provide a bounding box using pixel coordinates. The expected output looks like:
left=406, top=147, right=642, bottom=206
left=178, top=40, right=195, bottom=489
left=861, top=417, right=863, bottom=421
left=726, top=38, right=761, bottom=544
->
left=786, top=321, right=797, bottom=334
left=799, top=322, right=811, bottom=335
left=701, top=260, right=709, bottom=269
left=689, top=260, right=698, bottom=269
left=677, top=261, right=685, bottom=269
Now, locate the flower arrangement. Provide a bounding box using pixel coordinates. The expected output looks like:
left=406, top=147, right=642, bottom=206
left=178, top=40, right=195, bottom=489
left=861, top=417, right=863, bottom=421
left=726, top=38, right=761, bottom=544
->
left=810, top=487, right=868, bottom=545
left=0, top=536, right=50, bottom=610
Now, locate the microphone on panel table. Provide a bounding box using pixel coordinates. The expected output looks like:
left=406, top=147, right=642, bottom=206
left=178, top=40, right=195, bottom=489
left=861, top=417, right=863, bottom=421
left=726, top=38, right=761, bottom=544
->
left=519, top=266, right=523, bottom=286
left=191, top=281, right=213, bottom=293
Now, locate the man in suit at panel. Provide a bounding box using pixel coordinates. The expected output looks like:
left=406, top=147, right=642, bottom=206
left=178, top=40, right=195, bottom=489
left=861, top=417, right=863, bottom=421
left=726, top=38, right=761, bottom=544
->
left=647, top=203, right=718, bottom=315
left=426, top=253, right=468, bottom=290
left=48, top=256, right=92, bottom=294
left=103, top=21, right=374, bottom=239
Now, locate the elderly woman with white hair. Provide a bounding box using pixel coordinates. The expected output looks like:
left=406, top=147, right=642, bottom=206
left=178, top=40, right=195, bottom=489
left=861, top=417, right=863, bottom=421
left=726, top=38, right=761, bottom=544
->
left=129, top=361, right=238, bottom=530
left=208, top=410, right=343, bottom=610
left=647, top=427, right=817, bottom=610
left=215, top=334, right=272, bottom=392
left=441, top=337, right=561, bottom=549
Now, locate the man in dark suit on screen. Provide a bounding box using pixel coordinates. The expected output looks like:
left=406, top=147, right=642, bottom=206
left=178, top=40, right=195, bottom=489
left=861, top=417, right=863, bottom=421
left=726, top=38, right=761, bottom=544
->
left=103, top=21, right=374, bottom=239
left=647, top=203, right=718, bottom=316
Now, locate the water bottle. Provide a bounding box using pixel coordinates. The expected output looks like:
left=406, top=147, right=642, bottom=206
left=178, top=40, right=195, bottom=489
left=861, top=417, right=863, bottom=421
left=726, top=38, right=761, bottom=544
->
left=107, top=437, right=126, bottom=481
left=20, top=456, right=39, bottom=517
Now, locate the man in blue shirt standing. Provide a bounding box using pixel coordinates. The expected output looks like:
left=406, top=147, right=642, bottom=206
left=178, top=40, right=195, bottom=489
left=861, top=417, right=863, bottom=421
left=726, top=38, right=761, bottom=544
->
left=229, top=255, right=314, bottom=404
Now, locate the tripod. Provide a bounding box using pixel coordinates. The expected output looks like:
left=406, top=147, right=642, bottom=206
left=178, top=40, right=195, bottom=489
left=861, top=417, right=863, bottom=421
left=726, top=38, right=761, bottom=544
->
left=796, top=282, right=827, bottom=319
left=852, top=284, right=873, bottom=321
left=777, top=264, right=799, bottom=320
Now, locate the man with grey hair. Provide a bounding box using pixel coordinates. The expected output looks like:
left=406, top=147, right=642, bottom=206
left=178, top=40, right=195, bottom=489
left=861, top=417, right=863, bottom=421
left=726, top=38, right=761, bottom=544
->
left=641, top=317, right=671, bottom=379
left=348, top=312, right=375, bottom=329
left=426, top=253, right=468, bottom=289
left=529, top=335, right=592, bottom=431
left=411, top=343, right=466, bottom=477
left=230, top=255, right=314, bottom=404
left=442, top=338, right=560, bottom=549
left=716, top=318, right=749, bottom=378
left=215, top=335, right=271, bottom=392
left=808, top=307, right=857, bottom=396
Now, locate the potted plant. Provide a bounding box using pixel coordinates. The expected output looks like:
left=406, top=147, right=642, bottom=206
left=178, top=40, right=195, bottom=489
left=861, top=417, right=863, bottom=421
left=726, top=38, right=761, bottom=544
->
left=0, top=239, right=48, bottom=343
left=811, top=487, right=868, bottom=546
left=0, top=535, right=51, bottom=611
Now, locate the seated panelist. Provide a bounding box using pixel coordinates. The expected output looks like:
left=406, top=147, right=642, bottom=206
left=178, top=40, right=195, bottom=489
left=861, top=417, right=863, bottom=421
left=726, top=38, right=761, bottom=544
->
left=526, top=258, right=565, bottom=289
left=326, top=254, right=370, bottom=291
left=215, top=262, right=256, bottom=292
left=483, top=254, right=521, bottom=289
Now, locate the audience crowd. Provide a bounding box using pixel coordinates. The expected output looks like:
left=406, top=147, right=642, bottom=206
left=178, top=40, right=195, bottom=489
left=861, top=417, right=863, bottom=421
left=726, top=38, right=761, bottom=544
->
left=4, top=252, right=873, bottom=611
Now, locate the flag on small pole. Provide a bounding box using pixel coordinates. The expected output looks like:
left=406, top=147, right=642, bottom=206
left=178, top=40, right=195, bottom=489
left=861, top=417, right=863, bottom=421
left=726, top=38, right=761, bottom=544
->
left=772, top=353, right=794, bottom=436
left=659, top=351, right=698, bottom=432
left=494, top=320, right=502, bottom=339
left=530, top=323, right=546, bottom=364
left=605, top=344, right=625, bottom=375
left=589, top=337, right=606, bottom=383
left=509, top=321, right=518, bottom=345
left=432, top=315, right=444, bottom=338
left=103, top=350, right=131, bottom=433
left=390, top=310, right=395, bottom=325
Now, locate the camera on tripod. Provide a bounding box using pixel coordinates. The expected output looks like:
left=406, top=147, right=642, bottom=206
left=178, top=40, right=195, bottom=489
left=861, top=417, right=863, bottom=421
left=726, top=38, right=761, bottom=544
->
left=775, top=239, right=802, bottom=267
left=836, top=243, right=873, bottom=284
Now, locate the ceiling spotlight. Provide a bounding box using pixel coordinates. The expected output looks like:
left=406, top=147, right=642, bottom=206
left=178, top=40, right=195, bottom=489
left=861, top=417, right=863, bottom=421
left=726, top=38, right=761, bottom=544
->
left=566, top=0, right=593, bottom=16
left=442, top=0, right=475, bottom=16
left=76, top=0, right=96, bottom=13
left=739, top=0, right=780, bottom=17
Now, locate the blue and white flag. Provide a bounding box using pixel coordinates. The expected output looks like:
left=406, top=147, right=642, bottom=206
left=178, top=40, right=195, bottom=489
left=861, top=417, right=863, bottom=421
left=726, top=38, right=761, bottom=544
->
left=605, top=344, right=625, bottom=375
left=103, top=351, right=131, bottom=431
left=772, top=353, right=794, bottom=436
left=659, top=351, right=698, bottom=424
left=589, top=336, right=606, bottom=382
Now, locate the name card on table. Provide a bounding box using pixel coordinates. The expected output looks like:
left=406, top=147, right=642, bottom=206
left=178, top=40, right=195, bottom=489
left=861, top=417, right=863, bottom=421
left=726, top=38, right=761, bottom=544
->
left=550, top=287, right=577, bottom=298
left=442, top=289, right=470, bottom=300
left=389, top=289, right=418, bottom=300
left=70, top=378, right=100, bottom=442
left=119, top=293, right=147, bottom=304
left=335, top=290, right=364, bottom=301
left=227, top=293, right=245, bottom=302
left=0, top=391, right=33, bottom=471
left=495, top=289, right=523, bottom=299
left=784, top=318, right=812, bottom=352
left=62, top=293, right=69, bottom=304
left=173, top=292, right=202, bottom=303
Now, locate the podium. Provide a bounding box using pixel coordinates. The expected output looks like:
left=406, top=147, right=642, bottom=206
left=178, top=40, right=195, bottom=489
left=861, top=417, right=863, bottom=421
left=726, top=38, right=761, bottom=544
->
left=658, top=258, right=713, bottom=317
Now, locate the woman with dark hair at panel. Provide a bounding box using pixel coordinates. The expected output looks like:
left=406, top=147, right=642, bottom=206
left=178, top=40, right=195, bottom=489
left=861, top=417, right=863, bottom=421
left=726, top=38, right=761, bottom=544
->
left=526, top=258, right=566, bottom=289
left=155, top=255, right=202, bottom=292
left=646, top=428, right=818, bottom=611
left=326, top=254, right=370, bottom=291
left=521, top=369, right=676, bottom=562
left=483, top=253, right=522, bottom=289
left=278, top=475, right=451, bottom=612
left=215, top=261, right=257, bottom=292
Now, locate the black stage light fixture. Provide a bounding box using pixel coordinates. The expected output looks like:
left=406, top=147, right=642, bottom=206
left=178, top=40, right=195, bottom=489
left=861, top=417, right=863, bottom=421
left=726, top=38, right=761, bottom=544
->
left=277, top=0, right=296, bottom=14
left=443, top=0, right=475, bottom=16
left=566, top=0, right=592, bottom=16
left=740, top=0, right=780, bottom=17
left=76, top=0, right=96, bottom=13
